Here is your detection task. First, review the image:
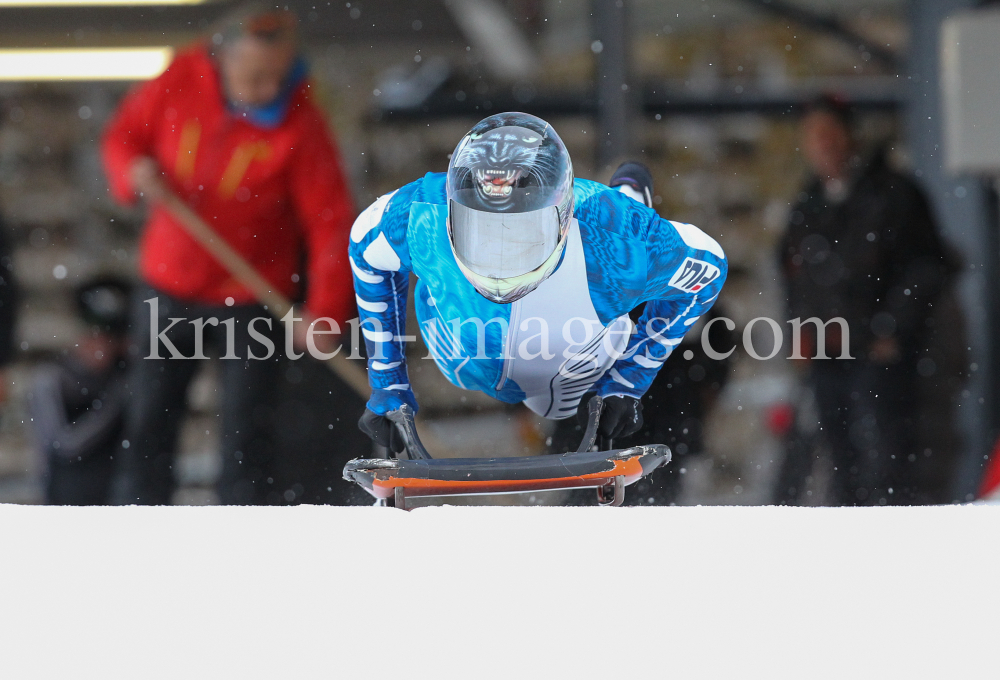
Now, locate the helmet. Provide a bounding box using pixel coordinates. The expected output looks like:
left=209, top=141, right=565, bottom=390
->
left=446, top=112, right=574, bottom=304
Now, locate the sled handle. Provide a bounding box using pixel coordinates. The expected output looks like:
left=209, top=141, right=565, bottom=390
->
left=390, top=397, right=604, bottom=460
left=576, top=395, right=604, bottom=453
left=386, top=404, right=433, bottom=461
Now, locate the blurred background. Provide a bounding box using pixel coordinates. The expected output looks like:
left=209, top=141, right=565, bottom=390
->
left=1, top=0, right=998, bottom=506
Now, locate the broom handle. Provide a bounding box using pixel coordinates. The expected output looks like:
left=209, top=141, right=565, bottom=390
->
left=158, top=191, right=371, bottom=398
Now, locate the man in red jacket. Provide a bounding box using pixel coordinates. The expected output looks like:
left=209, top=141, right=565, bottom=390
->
left=102, top=6, right=356, bottom=504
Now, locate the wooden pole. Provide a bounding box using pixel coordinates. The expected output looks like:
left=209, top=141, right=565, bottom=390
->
left=157, top=192, right=371, bottom=398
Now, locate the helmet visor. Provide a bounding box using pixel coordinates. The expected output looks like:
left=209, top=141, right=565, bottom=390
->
left=449, top=200, right=561, bottom=279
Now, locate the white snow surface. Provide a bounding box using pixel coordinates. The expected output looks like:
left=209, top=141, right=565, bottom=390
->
left=1, top=503, right=997, bottom=679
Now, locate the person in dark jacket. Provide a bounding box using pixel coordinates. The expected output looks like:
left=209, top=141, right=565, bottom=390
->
left=0, top=215, right=17, bottom=410
left=776, top=96, right=950, bottom=506
left=30, top=277, right=131, bottom=505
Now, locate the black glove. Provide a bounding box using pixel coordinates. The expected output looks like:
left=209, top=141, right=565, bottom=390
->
left=358, top=409, right=406, bottom=454
left=577, top=393, right=644, bottom=441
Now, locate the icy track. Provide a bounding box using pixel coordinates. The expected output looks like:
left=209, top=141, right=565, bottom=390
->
left=1, top=504, right=997, bottom=679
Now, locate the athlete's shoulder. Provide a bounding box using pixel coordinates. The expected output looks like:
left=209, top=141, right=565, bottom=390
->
left=412, top=171, right=448, bottom=204
left=381, top=172, right=443, bottom=224
left=573, top=177, right=656, bottom=242
left=350, top=173, right=448, bottom=262
left=660, top=219, right=725, bottom=261
left=572, top=177, right=611, bottom=205
left=376, top=172, right=446, bottom=219
left=644, top=218, right=726, bottom=301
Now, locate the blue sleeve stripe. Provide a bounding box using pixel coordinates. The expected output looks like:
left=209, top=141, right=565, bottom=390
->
left=592, top=216, right=728, bottom=399
left=348, top=183, right=422, bottom=414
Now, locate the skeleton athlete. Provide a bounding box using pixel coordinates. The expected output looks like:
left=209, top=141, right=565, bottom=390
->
left=350, top=112, right=728, bottom=452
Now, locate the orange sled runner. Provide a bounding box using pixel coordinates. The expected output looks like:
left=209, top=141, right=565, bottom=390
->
left=343, top=398, right=671, bottom=510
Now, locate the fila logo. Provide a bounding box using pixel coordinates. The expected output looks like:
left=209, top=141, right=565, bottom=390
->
left=669, top=257, right=720, bottom=293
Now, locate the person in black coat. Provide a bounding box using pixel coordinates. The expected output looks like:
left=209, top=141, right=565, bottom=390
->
left=30, top=278, right=131, bottom=505
left=0, top=214, right=18, bottom=406
left=776, top=96, right=951, bottom=506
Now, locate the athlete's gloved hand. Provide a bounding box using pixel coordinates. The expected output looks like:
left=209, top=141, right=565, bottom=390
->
left=578, top=393, right=644, bottom=440
left=358, top=409, right=406, bottom=454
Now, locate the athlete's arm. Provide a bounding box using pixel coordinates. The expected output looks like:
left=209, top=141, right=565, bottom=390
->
left=348, top=185, right=417, bottom=415
left=593, top=218, right=728, bottom=400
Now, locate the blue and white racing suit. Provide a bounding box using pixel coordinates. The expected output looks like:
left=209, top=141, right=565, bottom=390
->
left=349, top=173, right=727, bottom=419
